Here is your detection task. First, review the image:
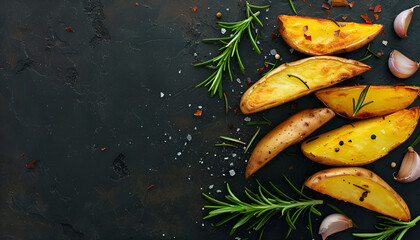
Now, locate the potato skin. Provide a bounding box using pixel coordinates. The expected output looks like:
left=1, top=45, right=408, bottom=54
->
left=304, top=167, right=411, bottom=221
left=277, top=15, right=384, bottom=56
left=315, top=85, right=420, bottom=119
left=301, top=107, right=420, bottom=166
left=245, top=108, right=335, bottom=178
left=240, top=56, right=370, bottom=114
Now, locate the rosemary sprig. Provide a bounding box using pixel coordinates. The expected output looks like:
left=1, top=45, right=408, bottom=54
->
left=352, top=84, right=373, bottom=116
left=262, top=60, right=279, bottom=76
left=195, top=2, right=270, bottom=98
left=202, top=176, right=323, bottom=238
left=353, top=215, right=420, bottom=240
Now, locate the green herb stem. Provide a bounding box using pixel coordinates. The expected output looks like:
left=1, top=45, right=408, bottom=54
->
left=262, top=60, right=279, bottom=76
left=288, top=0, right=297, bottom=15
left=352, top=84, right=373, bottom=116
left=358, top=54, right=373, bottom=62
left=353, top=215, right=420, bottom=240
left=404, top=132, right=420, bottom=153
left=220, top=136, right=246, bottom=145
left=215, top=143, right=238, bottom=148
left=244, top=127, right=261, bottom=153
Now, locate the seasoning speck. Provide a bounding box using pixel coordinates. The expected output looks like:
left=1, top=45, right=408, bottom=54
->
left=371, top=134, right=376, bottom=140
left=160, top=92, right=165, bottom=98
left=186, top=134, right=192, bottom=141
left=209, top=184, right=214, bottom=189
left=275, top=54, right=280, bottom=60
left=216, top=12, right=222, bottom=18
left=221, top=28, right=227, bottom=34
left=339, top=141, right=344, bottom=146
left=391, top=162, right=396, bottom=168
left=335, top=147, right=340, bottom=152
left=229, top=169, right=236, bottom=176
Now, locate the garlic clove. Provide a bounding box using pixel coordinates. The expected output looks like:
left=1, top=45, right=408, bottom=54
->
left=394, top=5, right=419, bottom=38
left=319, top=213, right=353, bottom=240
left=388, top=50, right=419, bottom=79
left=395, top=147, right=420, bottom=183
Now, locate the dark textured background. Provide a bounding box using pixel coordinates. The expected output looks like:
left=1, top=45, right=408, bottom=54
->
left=0, top=0, right=419, bottom=239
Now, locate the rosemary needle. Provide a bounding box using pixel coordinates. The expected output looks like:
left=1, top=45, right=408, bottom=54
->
left=220, top=136, right=246, bottom=145
left=215, top=143, right=238, bottom=148
left=245, top=127, right=260, bottom=153
left=223, top=93, right=228, bottom=115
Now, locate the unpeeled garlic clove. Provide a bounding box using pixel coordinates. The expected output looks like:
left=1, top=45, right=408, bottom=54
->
left=394, top=147, right=420, bottom=183
left=319, top=213, right=353, bottom=240
left=388, top=50, right=419, bottom=79
left=394, top=5, right=419, bottom=38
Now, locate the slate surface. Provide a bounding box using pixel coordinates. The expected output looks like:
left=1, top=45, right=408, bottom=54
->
left=0, top=0, right=419, bottom=239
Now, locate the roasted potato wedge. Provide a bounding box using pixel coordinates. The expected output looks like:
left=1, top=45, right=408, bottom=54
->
left=304, top=167, right=411, bottom=221
left=246, top=108, right=335, bottom=178
left=315, top=85, right=420, bottom=119
left=301, top=107, right=420, bottom=166
left=240, top=56, right=370, bottom=114
left=277, top=15, right=384, bottom=55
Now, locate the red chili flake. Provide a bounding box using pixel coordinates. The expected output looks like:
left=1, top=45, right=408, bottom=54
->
left=271, top=32, right=278, bottom=39
left=374, top=4, right=381, bottom=13
left=194, top=110, right=202, bottom=116
left=26, top=160, right=37, bottom=169
left=342, top=16, right=348, bottom=20
left=264, top=63, right=269, bottom=68
left=321, top=2, right=331, bottom=9
left=257, top=67, right=264, bottom=73
left=288, top=165, right=294, bottom=170
left=234, top=108, right=238, bottom=115
left=57, top=67, right=62, bottom=72
left=381, top=30, right=387, bottom=36
left=360, top=13, right=372, bottom=24
left=303, top=0, right=305, bottom=2
left=246, top=77, right=252, bottom=85
left=302, top=25, right=308, bottom=32
left=65, top=27, right=74, bottom=32
left=101, top=147, right=107, bottom=151
left=348, top=1, right=355, bottom=8
left=20, top=153, right=25, bottom=157
left=223, top=92, right=228, bottom=96
left=147, top=184, right=155, bottom=190
left=333, top=30, right=340, bottom=37
left=325, top=10, right=330, bottom=14
left=304, top=34, right=312, bottom=41
left=192, top=6, right=197, bottom=12
left=373, top=14, right=379, bottom=20
left=369, top=6, right=374, bottom=10
left=135, top=2, right=139, bottom=6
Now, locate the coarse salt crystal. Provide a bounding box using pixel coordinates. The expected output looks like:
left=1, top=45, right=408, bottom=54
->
left=236, top=78, right=241, bottom=83
left=160, top=92, right=165, bottom=98
left=209, top=184, right=214, bottom=189
left=221, top=28, right=227, bottom=34
left=244, top=117, right=251, bottom=122
left=229, top=169, right=236, bottom=176
left=270, top=49, right=277, bottom=55
left=382, top=40, right=388, bottom=46
left=186, top=134, right=192, bottom=141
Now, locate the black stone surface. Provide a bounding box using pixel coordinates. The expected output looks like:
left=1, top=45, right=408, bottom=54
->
left=0, top=0, right=419, bottom=239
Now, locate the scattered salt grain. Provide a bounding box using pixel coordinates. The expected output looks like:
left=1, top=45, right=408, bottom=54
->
left=244, top=117, right=251, bottom=122
left=270, top=49, right=277, bottom=55
left=209, top=184, right=214, bottom=189
left=216, top=189, right=222, bottom=193
left=236, top=78, right=241, bottom=84
left=186, top=134, right=192, bottom=141
left=194, top=52, right=197, bottom=56
left=224, top=157, right=229, bottom=160
left=289, top=48, right=294, bottom=53
left=229, top=162, right=234, bottom=166
left=382, top=40, right=388, bottom=46
left=177, top=152, right=182, bottom=156
left=198, top=106, right=203, bottom=109
left=232, top=153, right=237, bottom=157
left=229, top=169, right=236, bottom=176
left=178, top=70, right=181, bottom=74
left=221, top=28, right=227, bottom=34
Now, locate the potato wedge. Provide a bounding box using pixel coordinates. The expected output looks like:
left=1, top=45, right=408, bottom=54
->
left=240, top=56, right=370, bottom=114
left=301, top=107, right=420, bottom=166
left=245, top=108, right=335, bottom=178
left=277, top=15, right=384, bottom=55
left=304, top=167, right=410, bottom=221
left=315, top=85, right=420, bottom=119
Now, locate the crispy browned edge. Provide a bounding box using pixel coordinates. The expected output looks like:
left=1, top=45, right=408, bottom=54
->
left=304, top=167, right=411, bottom=221
left=315, top=85, right=420, bottom=119
left=245, top=108, right=335, bottom=179
left=301, top=107, right=420, bottom=166
left=240, top=56, right=371, bottom=114
left=277, top=15, right=384, bottom=56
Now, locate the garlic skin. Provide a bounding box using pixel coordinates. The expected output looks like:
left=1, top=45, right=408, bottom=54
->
left=319, top=213, right=353, bottom=240
left=394, top=147, right=420, bottom=183
left=388, top=50, right=419, bottom=79
left=394, top=5, right=419, bottom=38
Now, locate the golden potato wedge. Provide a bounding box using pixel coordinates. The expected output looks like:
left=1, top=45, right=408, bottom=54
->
left=315, top=85, right=420, bottom=119
left=245, top=108, right=335, bottom=178
left=304, top=167, right=410, bottom=221
left=301, top=107, right=420, bottom=166
left=277, top=15, right=384, bottom=55
left=240, top=56, right=370, bottom=114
